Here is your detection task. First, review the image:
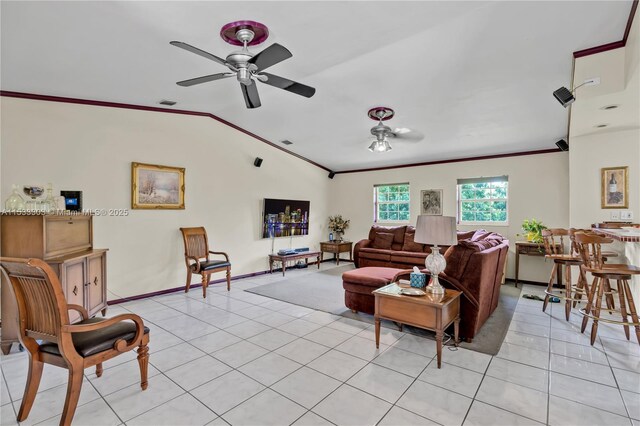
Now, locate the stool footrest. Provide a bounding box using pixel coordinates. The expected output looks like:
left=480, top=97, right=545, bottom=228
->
left=578, top=308, right=640, bottom=327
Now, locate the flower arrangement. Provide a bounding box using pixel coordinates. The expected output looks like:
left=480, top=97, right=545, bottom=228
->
left=328, top=215, right=350, bottom=239
left=520, top=218, right=547, bottom=243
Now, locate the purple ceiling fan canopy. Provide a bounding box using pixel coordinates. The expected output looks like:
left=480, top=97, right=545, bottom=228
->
left=220, top=20, right=269, bottom=46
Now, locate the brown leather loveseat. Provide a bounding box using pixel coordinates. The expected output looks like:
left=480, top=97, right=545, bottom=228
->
left=346, top=226, right=509, bottom=340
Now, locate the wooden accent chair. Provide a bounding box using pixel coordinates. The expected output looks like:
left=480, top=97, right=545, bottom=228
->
left=573, top=233, right=640, bottom=345
left=180, top=227, right=231, bottom=298
left=541, top=229, right=587, bottom=320
left=0, top=257, right=150, bottom=426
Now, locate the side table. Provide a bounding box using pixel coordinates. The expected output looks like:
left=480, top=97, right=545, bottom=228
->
left=268, top=251, right=321, bottom=277
left=515, top=241, right=561, bottom=287
left=320, top=241, right=353, bottom=265
left=373, top=283, right=461, bottom=368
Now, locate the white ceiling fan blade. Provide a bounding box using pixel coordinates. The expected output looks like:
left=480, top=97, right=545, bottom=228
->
left=391, top=129, right=424, bottom=142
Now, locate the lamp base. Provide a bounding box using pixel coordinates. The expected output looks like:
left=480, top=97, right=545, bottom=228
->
left=425, top=246, right=446, bottom=294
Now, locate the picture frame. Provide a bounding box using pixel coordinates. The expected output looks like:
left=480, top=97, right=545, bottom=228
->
left=421, top=189, right=443, bottom=215
left=601, top=166, right=628, bottom=209
left=131, top=162, right=185, bottom=209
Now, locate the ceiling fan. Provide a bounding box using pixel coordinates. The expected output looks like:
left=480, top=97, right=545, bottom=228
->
left=171, top=20, right=316, bottom=109
left=366, top=107, right=423, bottom=152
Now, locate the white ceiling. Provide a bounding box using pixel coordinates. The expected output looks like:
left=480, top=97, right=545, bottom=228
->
left=0, top=1, right=633, bottom=171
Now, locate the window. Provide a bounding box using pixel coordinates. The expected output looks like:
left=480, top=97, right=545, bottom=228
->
left=374, top=183, right=410, bottom=222
left=457, top=176, right=508, bottom=224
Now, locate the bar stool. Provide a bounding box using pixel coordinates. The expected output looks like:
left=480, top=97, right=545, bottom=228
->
left=574, top=232, right=640, bottom=345
left=541, top=229, right=587, bottom=320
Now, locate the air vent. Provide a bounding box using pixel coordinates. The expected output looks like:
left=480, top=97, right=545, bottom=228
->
left=159, top=100, right=177, bottom=106
left=600, top=105, right=619, bottom=110
left=281, top=140, right=293, bottom=145
left=594, top=124, right=608, bottom=128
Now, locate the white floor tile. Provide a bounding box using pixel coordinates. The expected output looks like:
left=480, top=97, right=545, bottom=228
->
left=313, top=384, right=392, bottom=426
left=550, top=338, right=608, bottom=365
left=356, top=326, right=405, bottom=346
left=223, top=320, right=271, bottom=339
left=188, top=330, right=242, bottom=354
left=464, top=400, right=543, bottom=425
left=190, top=370, right=264, bottom=415
left=549, top=353, right=616, bottom=386
left=509, top=320, right=551, bottom=338
left=475, top=376, right=548, bottom=423
left=504, top=330, right=550, bottom=352
left=246, top=328, right=297, bottom=351
left=485, top=357, right=548, bottom=392
left=222, top=389, right=306, bottom=426
left=347, top=363, right=414, bottom=403
left=211, top=341, right=269, bottom=368
left=0, top=403, right=17, bottom=426
left=623, top=390, right=640, bottom=420
left=419, top=361, right=484, bottom=398
left=152, top=316, right=219, bottom=341
left=601, top=336, right=640, bottom=357
left=307, top=349, right=368, bottom=382
left=237, top=353, right=301, bottom=386
left=443, top=347, right=492, bottom=374
left=12, top=379, right=100, bottom=426
left=496, top=342, right=549, bottom=369
left=379, top=406, right=438, bottom=425
left=327, top=317, right=371, bottom=334
left=291, top=411, right=333, bottom=426
left=164, top=356, right=232, bottom=391
left=335, top=335, right=389, bottom=361
left=126, top=393, right=217, bottom=426
left=397, top=380, right=472, bottom=426
left=35, top=397, right=121, bottom=426
left=304, top=327, right=353, bottom=348
left=104, top=374, right=184, bottom=422
left=149, top=343, right=206, bottom=372
left=607, top=351, right=640, bottom=372
left=234, top=305, right=274, bottom=320
left=276, top=318, right=323, bottom=337
left=613, top=367, right=640, bottom=394
left=87, top=358, right=160, bottom=396
left=277, top=304, right=315, bottom=318
left=271, top=366, right=341, bottom=409
left=253, top=311, right=296, bottom=328
left=300, top=311, right=340, bottom=326
left=373, top=346, right=431, bottom=377
left=275, top=339, right=330, bottom=365
left=548, top=395, right=633, bottom=426
left=392, top=334, right=438, bottom=358
left=549, top=372, right=628, bottom=416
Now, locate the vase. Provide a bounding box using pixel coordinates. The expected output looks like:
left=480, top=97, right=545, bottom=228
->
left=5, top=185, right=25, bottom=211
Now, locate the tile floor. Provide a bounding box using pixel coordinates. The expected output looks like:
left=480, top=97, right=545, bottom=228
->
left=1, top=263, right=639, bottom=425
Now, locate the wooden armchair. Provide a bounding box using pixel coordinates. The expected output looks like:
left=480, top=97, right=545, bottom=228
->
left=180, top=227, right=231, bottom=298
left=0, top=257, right=150, bottom=426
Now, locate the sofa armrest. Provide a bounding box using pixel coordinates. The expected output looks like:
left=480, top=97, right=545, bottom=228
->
left=353, top=239, right=372, bottom=268
left=391, top=269, right=480, bottom=309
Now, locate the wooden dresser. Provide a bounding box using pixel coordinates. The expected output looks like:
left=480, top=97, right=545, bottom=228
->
left=0, top=213, right=108, bottom=354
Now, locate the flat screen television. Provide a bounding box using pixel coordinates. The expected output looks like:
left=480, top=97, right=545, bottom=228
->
left=262, top=198, right=310, bottom=238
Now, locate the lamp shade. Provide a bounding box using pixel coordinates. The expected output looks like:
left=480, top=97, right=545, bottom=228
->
left=414, top=215, right=457, bottom=246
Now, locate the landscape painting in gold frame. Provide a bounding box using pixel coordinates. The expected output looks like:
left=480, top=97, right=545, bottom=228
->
left=601, top=166, right=628, bottom=209
left=132, top=162, right=185, bottom=209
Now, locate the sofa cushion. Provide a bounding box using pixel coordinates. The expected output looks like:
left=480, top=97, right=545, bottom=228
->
left=359, top=247, right=393, bottom=261
left=372, top=232, right=394, bottom=249
left=459, top=234, right=505, bottom=252
left=402, top=228, right=425, bottom=252
left=342, top=266, right=401, bottom=288
left=369, top=225, right=406, bottom=245
left=390, top=251, right=428, bottom=265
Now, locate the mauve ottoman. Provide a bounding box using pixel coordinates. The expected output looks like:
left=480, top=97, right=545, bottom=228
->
left=342, top=266, right=404, bottom=314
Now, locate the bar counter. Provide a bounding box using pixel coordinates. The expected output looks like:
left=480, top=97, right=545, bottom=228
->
left=593, top=227, right=640, bottom=303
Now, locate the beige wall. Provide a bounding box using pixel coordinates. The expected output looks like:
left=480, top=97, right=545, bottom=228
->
left=569, top=128, right=639, bottom=226
left=0, top=97, right=331, bottom=299
left=329, top=152, right=570, bottom=282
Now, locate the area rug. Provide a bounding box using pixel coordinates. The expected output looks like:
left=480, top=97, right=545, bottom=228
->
left=246, top=265, right=521, bottom=355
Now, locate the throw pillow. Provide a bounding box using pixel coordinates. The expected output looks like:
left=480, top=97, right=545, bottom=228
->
left=372, top=232, right=394, bottom=249
left=402, top=230, right=425, bottom=252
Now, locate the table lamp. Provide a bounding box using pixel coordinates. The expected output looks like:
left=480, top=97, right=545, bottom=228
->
left=414, top=215, right=458, bottom=294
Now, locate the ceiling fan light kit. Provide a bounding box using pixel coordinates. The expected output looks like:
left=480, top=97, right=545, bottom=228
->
left=171, top=20, right=316, bottom=109
left=365, top=106, right=422, bottom=153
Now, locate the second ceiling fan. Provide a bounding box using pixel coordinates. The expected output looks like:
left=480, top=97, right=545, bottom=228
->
left=171, top=20, right=316, bottom=109
left=366, top=107, right=423, bottom=152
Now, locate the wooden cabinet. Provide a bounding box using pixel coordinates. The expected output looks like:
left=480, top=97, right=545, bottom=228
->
left=1, top=213, right=108, bottom=354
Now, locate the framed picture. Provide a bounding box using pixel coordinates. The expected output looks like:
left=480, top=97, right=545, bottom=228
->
left=601, top=166, right=628, bottom=209
left=131, top=162, right=185, bottom=209
left=421, top=189, right=443, bottom=215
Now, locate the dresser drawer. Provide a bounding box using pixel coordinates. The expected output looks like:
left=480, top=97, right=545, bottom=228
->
left=45, top=216, right=92, bottom=258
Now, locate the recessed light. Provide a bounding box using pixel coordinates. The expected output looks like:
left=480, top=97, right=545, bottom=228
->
left=594, top=124, right=608, bottom=128
left=159, top=100, right=177, bottom=106
left=281, top=140, right=293, bottom=145
left=600, top=104, right=619, bottom=110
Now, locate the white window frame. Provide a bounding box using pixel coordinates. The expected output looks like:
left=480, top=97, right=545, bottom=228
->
left=373, top=183, right=411, bottom=223
left=457, top=176, right=509, bottom=226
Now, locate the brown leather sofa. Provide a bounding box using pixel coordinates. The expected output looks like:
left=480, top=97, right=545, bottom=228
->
left=345, top=227, right=509, bottom=340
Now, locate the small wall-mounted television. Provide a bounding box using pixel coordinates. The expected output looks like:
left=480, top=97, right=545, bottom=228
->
left=262, top=198, right=310, bottom=238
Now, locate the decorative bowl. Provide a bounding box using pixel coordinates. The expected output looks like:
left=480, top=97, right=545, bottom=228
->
left=23, top=186, right=45, bottom=199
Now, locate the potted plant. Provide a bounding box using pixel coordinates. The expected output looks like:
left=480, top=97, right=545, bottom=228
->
left=328, top=215, right=350, bottom=241
left=520, top=218, right=547, bottom=243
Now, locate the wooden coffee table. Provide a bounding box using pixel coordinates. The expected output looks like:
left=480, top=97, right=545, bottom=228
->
left=268, top=251, right=321, bottom=276
left=373, top=282, right=461, bottom=368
